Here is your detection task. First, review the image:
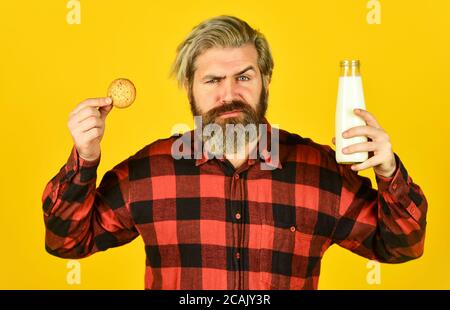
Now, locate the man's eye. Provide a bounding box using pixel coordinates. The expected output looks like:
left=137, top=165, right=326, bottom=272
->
left=206, top=79, right=219, bottom=84
left=237, top=76, right=250, bottom=81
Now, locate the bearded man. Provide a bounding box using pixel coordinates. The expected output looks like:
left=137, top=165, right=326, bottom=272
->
left=42, top=16, right=427, bottom=290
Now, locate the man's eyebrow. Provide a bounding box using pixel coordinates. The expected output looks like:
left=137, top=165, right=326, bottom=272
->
left=234, top=65, right=256, bottom=76
left=202, top=66, right=256, bottom=81
left=202, top=74, right=226, bottom=81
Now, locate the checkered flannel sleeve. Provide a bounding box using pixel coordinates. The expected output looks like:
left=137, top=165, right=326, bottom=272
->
left=331, top=152, right=427, bottom=263
left=42, top=146, right=138, bottom=258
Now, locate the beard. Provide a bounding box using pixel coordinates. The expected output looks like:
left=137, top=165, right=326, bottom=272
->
left=189, top=88, right=268, bottom=157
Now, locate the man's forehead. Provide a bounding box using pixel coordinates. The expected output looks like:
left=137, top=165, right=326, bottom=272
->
left=195, top=44, right=259, bottom=75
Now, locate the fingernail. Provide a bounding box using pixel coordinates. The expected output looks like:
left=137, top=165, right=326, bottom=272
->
left=354, top=108, right=360, bottom=113
left=106, top=97, right=112, bottom=104
left=342, top=148, right=347, bottom=153
left=351, top=165, right=356, bottom=170
left=342, top=132, right=347, bottom=138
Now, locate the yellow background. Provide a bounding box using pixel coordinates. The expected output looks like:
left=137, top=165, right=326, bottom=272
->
left=1, top=0, right=449, bottom=289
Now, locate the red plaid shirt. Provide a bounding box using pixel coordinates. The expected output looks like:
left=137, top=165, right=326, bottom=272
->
left=42, top=123, right=427, bottom=290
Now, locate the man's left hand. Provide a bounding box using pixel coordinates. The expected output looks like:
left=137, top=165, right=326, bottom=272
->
left=333, top=108, right=397, bottom=178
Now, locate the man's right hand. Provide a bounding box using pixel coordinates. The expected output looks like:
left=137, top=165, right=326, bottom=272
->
left=67, top=97, right=113, bottom=162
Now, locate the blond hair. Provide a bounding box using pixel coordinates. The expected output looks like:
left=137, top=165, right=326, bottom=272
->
left=172, top=16, right=274, bottom=88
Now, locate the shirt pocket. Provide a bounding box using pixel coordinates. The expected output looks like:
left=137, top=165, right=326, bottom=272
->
left=259, top=219, right=317, bottom=290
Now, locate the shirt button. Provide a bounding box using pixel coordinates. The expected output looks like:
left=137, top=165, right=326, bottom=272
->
left=234, top=173, right=240, bottom=180
left=235, top=252, right=240, bottom=260
left=392, top=183, right=398, bottom=190
left=290, top=226, right=296, bottom=232
left=235, top=213, right=241, bottom=220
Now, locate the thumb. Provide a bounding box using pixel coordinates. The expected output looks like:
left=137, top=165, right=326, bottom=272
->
left=99, top=98, right=113, bottom=119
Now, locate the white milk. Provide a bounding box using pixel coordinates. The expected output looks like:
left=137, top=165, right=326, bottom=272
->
left=335, top=72, right=368, bottom=164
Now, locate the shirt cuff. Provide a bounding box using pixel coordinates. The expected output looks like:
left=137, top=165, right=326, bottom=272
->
left=77, top=148, right=101, bottom=168
left=375, top=153, right=406, bottom=194
left=63, top=146, right=101, bottom=183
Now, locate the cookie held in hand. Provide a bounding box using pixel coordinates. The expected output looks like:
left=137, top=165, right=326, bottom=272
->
left=107, top=78, right=136, bottom=108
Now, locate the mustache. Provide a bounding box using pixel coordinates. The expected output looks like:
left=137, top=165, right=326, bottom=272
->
left=204, top=101, right=254, bottom=120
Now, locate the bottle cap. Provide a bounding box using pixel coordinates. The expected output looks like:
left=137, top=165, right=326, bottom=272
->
left=340, top=60, right=360, bottom=67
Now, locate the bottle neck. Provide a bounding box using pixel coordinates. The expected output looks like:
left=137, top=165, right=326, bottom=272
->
left=340, top=64, right=361, bottom=77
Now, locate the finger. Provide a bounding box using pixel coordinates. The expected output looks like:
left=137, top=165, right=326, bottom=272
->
left=99, top=103, right=113, bottom=120
left=353, top=109, right=381, bottom=129
left=332, top=137, right=336, bottom=145
left=72, top=97, right=112, bottom=115
left=75, top=107, right=101, bottom=123
left=343, top=125, right=384, bottom=140
left=342, top=141, right=376, bottom=154
left=77, top=116, right=103, bottom=133
left=82, top=127, right=103, bottom=141
left=351, top=155, right=382, bottom=171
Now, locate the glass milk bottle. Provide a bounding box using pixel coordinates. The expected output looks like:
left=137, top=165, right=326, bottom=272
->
left=335, top=60, right=369, bottom=164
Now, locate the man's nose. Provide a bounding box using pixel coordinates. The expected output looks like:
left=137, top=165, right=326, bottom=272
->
left=219, top=79, right=238, bottom=103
